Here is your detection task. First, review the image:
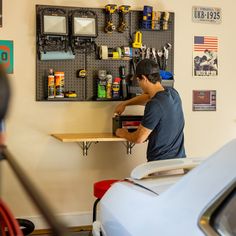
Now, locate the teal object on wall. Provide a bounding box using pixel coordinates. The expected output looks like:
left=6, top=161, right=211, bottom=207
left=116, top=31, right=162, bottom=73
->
left=0, top=40, right=14, bottom=74
left=40, top=51, right=75, bottom=60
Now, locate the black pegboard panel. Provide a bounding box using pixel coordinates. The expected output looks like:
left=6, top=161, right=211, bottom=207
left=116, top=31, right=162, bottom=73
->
left=36, top=5, right=175, bottom=101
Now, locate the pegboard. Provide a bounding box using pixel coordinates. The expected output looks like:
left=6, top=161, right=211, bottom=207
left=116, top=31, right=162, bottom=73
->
left=36, top=5, right=175, bottom=101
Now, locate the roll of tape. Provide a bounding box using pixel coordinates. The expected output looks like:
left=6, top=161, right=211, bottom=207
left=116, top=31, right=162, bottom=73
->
left=99, top=46, right=108, bottom=59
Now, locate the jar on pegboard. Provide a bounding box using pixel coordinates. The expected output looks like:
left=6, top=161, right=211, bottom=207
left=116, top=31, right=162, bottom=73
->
left=54, top=71, right=64, bottom=98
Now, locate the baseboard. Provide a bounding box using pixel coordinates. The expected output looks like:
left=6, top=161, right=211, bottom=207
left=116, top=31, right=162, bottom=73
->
left=18, top=211, right=92, bottom=230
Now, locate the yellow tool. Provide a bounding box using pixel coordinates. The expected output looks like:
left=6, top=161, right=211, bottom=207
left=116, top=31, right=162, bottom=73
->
left=65, top=91, right=77, bottom=98
left=132, top=31, right=142, bottom=49
left=104, top=4, right=117, bottom=33
left=162, top=12, right=170, bottom=30
left=118, top=5, right=131, bottom=33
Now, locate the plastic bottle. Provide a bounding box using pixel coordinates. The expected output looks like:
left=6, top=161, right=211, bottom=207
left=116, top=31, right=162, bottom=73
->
left=48, top=68, right=55, bottom=98
left=106, top=73, right=112, bottom=99
left=97, top=70, right=107, bottom=98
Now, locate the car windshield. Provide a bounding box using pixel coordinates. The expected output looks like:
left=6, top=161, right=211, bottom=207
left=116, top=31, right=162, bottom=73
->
left=211, top=187, right=236, bottom=236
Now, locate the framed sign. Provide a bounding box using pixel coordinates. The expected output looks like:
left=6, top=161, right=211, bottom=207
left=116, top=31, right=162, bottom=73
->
left=0, top=40, right=14, bottom=74
left=193, top=36, right=218, bottom=77
left=192, top=6, right=221, bottom=24
left=0, top=0, right=2, bottom=27
left=193, top=90, right=216, bottom=111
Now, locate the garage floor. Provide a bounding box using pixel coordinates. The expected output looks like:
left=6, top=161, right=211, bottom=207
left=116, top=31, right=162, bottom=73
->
left=33, top=230, right=91, bottom=235
left=30, top=229, right=92, bottom=236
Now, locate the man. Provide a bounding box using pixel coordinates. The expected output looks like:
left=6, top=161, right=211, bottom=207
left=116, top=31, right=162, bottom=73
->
left=114, top=59, right=186, bottom=161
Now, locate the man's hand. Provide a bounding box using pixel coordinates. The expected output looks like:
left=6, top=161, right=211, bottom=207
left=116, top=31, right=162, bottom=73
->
left=114, top=102, right=126, bottom=116
left=116, top=125, right=152, bottom=144
left=115, top=128, right=128, bottom=138
left=0, top=133, right=5, bottom=145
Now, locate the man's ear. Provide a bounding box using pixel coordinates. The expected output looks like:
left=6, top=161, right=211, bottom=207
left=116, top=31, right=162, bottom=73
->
left=141, top=75, right=148, bottom=81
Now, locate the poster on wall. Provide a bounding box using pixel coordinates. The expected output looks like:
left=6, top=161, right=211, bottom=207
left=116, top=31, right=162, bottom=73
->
left=192, top=90, right=216, bottom=111
left=0, top=0, right=2, bottom=27
left=0, top=40, right=14, bottom=74
left=193, top=36, right=218, bottom=78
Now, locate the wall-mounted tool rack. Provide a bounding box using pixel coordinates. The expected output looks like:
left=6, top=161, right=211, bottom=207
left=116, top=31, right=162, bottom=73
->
left=36, top=5, right=175, bottom=101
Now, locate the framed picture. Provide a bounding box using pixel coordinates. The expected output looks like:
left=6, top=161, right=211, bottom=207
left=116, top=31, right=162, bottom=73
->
left=0, top=40, right=14, bottom=74
left=193, top=36, right=218, bottom=78
left=193, top=90, right=216, bottom=111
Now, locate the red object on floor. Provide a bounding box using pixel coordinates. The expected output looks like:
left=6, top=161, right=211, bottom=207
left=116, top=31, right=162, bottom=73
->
left=94, top=179, right=119, bottom=199
left=93, top=179, right=119, bottom=222
left=0, top=199, right=23, bottom=236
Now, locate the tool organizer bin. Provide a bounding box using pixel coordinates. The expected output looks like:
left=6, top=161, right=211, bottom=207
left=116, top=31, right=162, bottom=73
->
left=36, top=5, right=175, bottom=101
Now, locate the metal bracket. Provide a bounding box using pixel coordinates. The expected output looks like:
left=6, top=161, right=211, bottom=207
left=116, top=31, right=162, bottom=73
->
left=77, top=141, right=135, bottom=156
left=122, top=141, right=135, bottom=155
left=78, top=141, right=98, bottom=156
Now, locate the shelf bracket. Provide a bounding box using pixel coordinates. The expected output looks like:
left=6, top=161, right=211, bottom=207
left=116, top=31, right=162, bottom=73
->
left=77, top=141, right=135, bottom=156
left=122, top=141, right=136, bottom=155
left=78, top=141, right=98, bottom=156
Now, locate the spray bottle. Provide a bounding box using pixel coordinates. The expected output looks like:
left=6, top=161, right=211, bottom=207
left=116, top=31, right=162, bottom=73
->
left=97, top=70, right=107, bottom=98
left=48, top=68, right=55, bottom=98
left=112, top=77, right=121, bottom=99
left=106, top=72, right=112, bottom=99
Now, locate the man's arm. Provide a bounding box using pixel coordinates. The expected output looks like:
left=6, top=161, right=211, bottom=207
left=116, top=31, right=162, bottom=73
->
left=115, top=124, right=152, bottom=144
left=114, top=94, right=150, bottom=115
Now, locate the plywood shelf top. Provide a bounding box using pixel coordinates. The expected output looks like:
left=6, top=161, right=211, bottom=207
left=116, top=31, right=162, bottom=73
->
left=51, top=133, right=126, bottom=142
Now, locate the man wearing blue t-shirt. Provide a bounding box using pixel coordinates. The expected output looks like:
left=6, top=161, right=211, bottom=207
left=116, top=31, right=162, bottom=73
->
left=115, top=59, right=186, bottom=162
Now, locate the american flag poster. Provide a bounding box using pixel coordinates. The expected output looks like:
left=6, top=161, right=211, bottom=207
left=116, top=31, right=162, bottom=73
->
left=193, top=36, right=218, bottom=77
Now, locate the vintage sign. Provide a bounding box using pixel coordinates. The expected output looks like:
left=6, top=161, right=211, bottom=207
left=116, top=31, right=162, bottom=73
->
left=193, top=36, right=218, bottom=78
left=0, top=40, right=14, bottom=74
left=193, top=90, right=216, bottom=111
left=192, top=6, right=221, bottom=24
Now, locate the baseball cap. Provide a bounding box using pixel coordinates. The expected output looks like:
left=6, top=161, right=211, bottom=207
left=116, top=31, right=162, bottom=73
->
left=135, top=59, right=160, bottom=79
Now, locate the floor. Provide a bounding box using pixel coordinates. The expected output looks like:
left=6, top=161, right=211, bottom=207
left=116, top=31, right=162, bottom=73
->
left=33, top=231, right=91, bottom=236
left=32, top=229, right=92, bottom=236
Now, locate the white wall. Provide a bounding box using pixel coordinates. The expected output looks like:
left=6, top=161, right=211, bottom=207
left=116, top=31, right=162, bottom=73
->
left=1, top=0, right=236, bottom=228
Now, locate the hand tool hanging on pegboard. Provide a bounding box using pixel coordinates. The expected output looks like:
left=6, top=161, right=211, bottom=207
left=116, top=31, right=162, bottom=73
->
left=132, top=31, right=142, bottom=49
left=151, top=48, right=157, bottom=62
left=156, top=43, right=172, bottom=70
left=118, top=5, right=130, bottom=33
left=162, top=43, right=172, bottom=70
left=104, top=4, right=117, bottom=33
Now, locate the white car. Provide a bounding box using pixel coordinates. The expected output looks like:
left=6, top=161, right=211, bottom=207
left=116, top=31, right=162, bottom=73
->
left=93, top=139, right=236, bottom=236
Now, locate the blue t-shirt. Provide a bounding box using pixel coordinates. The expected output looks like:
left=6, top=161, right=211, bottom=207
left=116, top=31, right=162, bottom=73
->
left=141, top=87, right=186, bottom=161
